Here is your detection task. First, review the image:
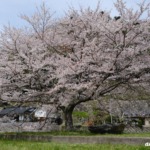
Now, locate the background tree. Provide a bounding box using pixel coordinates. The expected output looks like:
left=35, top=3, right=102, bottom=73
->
left=0, top=0, right=150, bottom=130
left=0, top=4, right=60, bottom=105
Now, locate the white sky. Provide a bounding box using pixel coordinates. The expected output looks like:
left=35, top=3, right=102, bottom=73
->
left=0, top=0, right=148, bottom=29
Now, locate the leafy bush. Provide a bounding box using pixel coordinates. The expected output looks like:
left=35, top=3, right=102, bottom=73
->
left=73, top=111, right=88, bottom=119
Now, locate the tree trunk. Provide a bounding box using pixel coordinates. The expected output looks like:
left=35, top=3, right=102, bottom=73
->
left=63, top=105, right=75, bottom=131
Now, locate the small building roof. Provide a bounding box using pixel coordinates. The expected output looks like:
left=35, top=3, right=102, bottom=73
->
left=99, top=100, right=150, bottom=118
left=0, top=107, right=35, bottom=117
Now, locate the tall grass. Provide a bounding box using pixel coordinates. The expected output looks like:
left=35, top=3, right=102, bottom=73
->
left=0, top=140, right=146, bottom=150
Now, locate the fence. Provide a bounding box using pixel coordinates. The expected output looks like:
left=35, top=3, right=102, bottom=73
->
left=124, top=126, right=150, bottom=133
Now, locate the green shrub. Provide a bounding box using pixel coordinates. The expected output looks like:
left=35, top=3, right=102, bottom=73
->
left=73, top=111, right=88, bottom=119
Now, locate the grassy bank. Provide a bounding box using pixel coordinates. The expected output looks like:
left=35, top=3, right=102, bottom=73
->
left=2, top=131, right=150, bottom=137
left=0, top=140, right=146, bottom=150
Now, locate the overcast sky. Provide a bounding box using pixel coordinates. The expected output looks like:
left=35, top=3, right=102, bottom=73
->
left=0, top=0, right=146, bottom=29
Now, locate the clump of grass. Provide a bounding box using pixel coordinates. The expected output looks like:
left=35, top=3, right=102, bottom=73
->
left=0, top=140, right=146, bottom=150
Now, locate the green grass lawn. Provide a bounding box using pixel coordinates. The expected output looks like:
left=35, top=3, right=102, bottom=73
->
left=0, top=140, right=147, bottom=150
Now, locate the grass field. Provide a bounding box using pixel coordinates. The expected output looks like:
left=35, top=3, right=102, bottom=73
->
left=0, top=131, right=149, bottom=150
left=0, top=140, right=147, bottom=150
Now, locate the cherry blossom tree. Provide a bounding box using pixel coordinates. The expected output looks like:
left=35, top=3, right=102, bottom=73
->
left=0, top=0, right=150, bottom=130
left=49, top=0, right=150, bottom=129
left=0, top=3, right=60, bottom=105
